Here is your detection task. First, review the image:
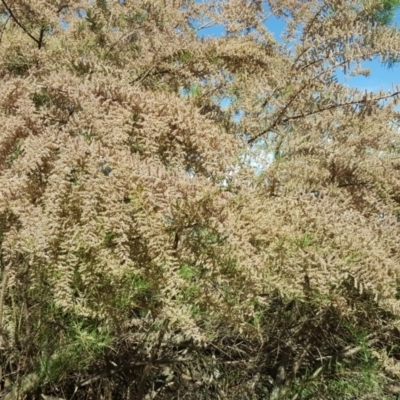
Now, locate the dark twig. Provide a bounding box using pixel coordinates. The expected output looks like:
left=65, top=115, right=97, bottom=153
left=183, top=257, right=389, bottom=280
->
left=38, top=27, right=45, bottom=49
left=77, top=355, right=190, bottom=388
left=1, top=0, right=42, bottom=48
left=137, top=320, right=169, bottom=399
left=249, top=90, right=400, bottom=144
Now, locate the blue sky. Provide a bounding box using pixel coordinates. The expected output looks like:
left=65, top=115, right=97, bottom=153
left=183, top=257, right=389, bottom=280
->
left=197, top=7, right=400, bottom=94
left=326, top=9, right=400, bottom=93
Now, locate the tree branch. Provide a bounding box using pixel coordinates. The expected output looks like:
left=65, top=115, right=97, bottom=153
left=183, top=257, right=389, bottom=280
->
left=38, top=27, right=45, bottom=49
left=249, top=90, right=400, bottom=144
left=1, top=0, right=42, bottom=48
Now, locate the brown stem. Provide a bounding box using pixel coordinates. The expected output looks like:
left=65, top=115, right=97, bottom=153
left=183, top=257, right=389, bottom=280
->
left=0, top=268, right=9, bottom=339
left=249, top=90, right=400, bottom=144
left=1, top=0, right=42, bottom=48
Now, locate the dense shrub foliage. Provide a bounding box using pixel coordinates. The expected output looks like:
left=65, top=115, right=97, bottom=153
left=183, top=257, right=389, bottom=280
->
left=1, top=1, right=400, bottom=398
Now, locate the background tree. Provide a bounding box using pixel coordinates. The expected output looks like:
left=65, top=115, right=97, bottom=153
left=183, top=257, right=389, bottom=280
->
left=365, top=0, right=400, bottom=25
left=0, top=1, right=400, bottom=399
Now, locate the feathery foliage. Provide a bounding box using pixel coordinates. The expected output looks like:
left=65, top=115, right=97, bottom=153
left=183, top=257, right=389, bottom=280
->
left=0, top=0, right=400, bottom=398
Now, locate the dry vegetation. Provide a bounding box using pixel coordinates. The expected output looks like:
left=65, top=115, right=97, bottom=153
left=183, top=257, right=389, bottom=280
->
left=1, top=0, right=400, bottom=398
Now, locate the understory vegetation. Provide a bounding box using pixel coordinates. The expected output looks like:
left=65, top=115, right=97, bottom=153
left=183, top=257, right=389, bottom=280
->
left=1, top=0, right=400, bottom=399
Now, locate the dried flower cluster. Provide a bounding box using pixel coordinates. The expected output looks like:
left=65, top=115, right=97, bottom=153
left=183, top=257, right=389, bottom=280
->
left=1, top=0, right=400, bottom=398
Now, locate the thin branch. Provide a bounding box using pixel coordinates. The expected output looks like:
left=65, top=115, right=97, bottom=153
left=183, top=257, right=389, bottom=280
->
left=0, top=268, right=9, bottom=345
left=56, top=5, right=69, bottom=15
left=1, top=0, right=42, bottom=48
left=282, top=90, right=400, bottom=123
left=137, top=320, right=169, bottom=399
left=250, top=53, right=400, bottom=145
left=130, top=66, right=156, bottom=85
left=337, top=181, right=369, bottom=188
left=290, top=6, right=325, bottom=69
left=249, top=81, right=309, bottom=144
left=104, top=27, right=142, bottom=58
left=38, top=27, right=45, bottom=49
left=194, top=21, right=215, bottom=33
left=302, top=6, right=325, bottom=42
left=77, top=356, right=191, bottom=388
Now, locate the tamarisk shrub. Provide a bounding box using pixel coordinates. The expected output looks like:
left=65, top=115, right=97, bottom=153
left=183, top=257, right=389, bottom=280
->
left=1, top=1, right=400, bottom=398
